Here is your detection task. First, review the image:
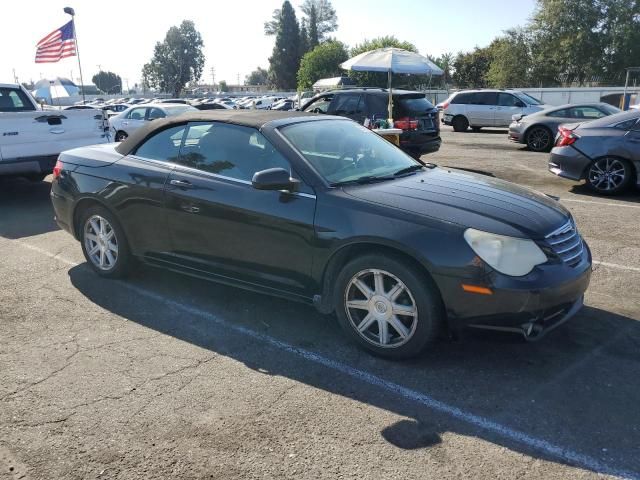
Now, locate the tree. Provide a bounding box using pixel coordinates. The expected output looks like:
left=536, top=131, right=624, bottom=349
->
left=486, top=29, right=532, bottom=88
left=349, top=36, right=418, bottom=88
left=141, top=20, right=205, bottom=97
left=268, top=1, right=302, bottom=90
left=218, top=80, right=228, bottom=92
left=297, top=40, right=349, bottom=89
left=301, top=0, right=337, bottom=43
left=307, top=3, right=319, bottom=49
left=92, top=71, right=122, bottom=94
left=429, top=53, right=454, bottom=86
left=299, top=20, right=310, bottom=56
left=452, top=47, right=492, bottom=88
left=245, top=67, right=269, bottom=85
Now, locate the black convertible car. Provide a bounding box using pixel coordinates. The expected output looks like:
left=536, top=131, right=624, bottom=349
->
left=51, top=111, right=592, bottom=358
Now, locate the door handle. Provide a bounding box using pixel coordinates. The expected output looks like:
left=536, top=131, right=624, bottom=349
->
left=170, top=179, right=193, bottom=188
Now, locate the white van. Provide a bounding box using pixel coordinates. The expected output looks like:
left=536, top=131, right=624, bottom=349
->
left=441, top=89, right=549, bottom=131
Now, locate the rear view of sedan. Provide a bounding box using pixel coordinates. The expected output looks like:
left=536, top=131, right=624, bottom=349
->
left=549, top=110, right=640, bottom=195
left=509, top=103, right=620, bottom=152
left=51, top=111, right=591, bottom=359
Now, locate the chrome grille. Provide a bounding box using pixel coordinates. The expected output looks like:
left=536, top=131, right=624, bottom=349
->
left=545, top=220, right=584, bottom=267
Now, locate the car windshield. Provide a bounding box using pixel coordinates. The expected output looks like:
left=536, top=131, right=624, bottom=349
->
left=515, top=92, right=543, bottom=105
left=280, top=120, right=421, bottom=185
left=601, top=103, right=621, bottom=115
left=166, top=105, right=196, bottom=116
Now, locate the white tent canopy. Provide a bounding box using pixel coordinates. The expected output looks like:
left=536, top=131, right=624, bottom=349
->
left=340, top=48, right=444, bottom=121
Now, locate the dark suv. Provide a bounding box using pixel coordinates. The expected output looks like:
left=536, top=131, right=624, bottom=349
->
left=301, top=88, right=441, bottom=158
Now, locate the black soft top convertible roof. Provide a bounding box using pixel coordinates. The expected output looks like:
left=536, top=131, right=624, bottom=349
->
left=114, top=109, right=321, bottom=156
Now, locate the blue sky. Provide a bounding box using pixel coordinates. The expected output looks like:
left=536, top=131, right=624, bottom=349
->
left=2, top=0, right=538, bottom=88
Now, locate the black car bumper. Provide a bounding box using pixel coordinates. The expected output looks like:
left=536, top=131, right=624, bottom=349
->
left=400, top=134, right=441, bottom=155
left=50, top=179, right=76, bottom=237
left=433, top=247, right=592, bottom=339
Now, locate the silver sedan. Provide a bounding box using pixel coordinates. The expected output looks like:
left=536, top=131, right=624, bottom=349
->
left=508, top=103, right=620, bottom=152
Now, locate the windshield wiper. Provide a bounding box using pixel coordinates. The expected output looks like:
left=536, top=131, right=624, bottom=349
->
left=392, top=164, right=425, bottom=176
left=331, top=175, right=395, bottom=187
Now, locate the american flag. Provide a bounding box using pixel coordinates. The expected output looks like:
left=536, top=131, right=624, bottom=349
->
left=35, top=21, right=77, bottom=63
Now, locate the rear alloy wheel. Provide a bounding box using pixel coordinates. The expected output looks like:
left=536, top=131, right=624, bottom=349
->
left=334, top=255, right=443, bottom=359
left=115, top=130, right=128, bottom=142
left=80, top=206, right=131, bottom=278
left=586, top=157, right=632, bottom=195
left=526, top=126, right=553, bottom=152
left=452, top=116, right=469, bottom=132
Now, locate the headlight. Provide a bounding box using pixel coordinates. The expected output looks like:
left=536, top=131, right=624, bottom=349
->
left=463, top=228, right=547, bottom=276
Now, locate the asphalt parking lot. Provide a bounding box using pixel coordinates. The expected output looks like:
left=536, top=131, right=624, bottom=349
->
left=1, top=126, right=639, bottom=480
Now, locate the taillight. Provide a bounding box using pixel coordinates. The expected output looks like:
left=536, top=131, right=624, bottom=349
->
left=555, top=127, right=578, bottom=147
left=394, top=117, right=419, bottom=131
left=52, top=159, right=63, bottom=180
left=441, top=101, right=449, bottom=110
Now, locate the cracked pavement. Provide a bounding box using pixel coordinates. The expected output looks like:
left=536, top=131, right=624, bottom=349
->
left=1, top=127, right=639, bottom=479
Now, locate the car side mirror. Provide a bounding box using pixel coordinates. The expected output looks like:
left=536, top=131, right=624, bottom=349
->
left=252, top=168, right=299, bottom=191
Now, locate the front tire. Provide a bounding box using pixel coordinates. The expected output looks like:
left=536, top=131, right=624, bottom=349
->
left=452, top=116, right=469, bottom=132
left=586, top=157, right=632, bottom=195
left=79, top=205, right=132, bottom=278
left=526, top=126, right=553, bottom=152
left=334, top=254, right=444, bottom=359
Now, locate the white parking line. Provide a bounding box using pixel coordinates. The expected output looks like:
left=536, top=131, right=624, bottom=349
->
left=593, top=261, right=640, bottom=273
left=559, top=198, right=640, bottom=209
left=10, top=239, right=639, bottom=480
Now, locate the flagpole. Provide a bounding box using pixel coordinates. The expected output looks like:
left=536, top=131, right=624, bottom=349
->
left=64, top=7, right=85, bottom=104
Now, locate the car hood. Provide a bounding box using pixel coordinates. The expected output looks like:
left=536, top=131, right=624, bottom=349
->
left=343, top=168, right=570, bottom=239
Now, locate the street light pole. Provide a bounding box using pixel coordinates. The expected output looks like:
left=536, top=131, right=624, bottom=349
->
left=64, top=7, right=86, bottom=104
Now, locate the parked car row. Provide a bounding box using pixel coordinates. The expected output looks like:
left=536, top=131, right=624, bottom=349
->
left=439, top=88, right=639, bottom=196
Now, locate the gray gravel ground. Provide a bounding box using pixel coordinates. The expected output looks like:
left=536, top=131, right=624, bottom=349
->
left=1, top=126, right=639, bottom=480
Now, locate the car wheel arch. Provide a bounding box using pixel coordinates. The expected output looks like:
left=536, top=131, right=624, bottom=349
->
left=317, top=241, right=442, bottom=315
left=72, top=197, right=120, bottom=241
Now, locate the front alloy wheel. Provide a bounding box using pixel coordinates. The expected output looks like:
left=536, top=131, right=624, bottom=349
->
left=345, top=269, right=419, bottom=348
left=84, top=215, right=118, bottom=271
left=587, top=157, right=631, bottom=195
left=334, top=254, right=443, bottom=358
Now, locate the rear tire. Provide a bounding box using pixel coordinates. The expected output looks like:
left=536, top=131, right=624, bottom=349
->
left=79, top=205, right=132, bottom=278
left=452, top=116, right=469, bottom=132
left=526, top=126, right=553, bottom=152
left=334, top=254, right=444, bottom=359
left=586, top=157, right=632, bottom=195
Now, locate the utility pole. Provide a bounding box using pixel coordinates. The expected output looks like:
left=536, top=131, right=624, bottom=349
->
left=237, top=72, right=240, bottom=86
left=210, top=67, right=215, bottom=88
left=12, top=68, right=18, bottom=84
left=64, top=7, right=86, bottom=104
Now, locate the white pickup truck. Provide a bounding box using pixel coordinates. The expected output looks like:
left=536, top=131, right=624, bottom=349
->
left=0, top=83, right=110, bottom=181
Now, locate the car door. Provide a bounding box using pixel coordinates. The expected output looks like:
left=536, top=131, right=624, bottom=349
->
left=164, top=121, right=317, bottom=296
left=466, top=92, right=497, bottom=126
left=121, top=107, right=147, bottom=132
left=496, top=93, right=525, bottom=127
left=328, top=93, right=366, bottom=124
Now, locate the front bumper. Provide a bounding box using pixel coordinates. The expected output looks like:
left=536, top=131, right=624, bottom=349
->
left=433, top=245, right=592, bottom=339
left=442, top=113, right=453, bottom=125
left=549, top=146, right=592, bottom=181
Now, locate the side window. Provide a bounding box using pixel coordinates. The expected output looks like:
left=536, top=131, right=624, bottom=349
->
left=178, top=122, right=291, bottom=181
left=128, top=108, right=146, bottom=120
left=331, top=94, right=363, bottom=115
left=0, top=88, right=36, bottom=112
left=133, top=125, right=186, bottom=162
left=616, top=118, right=640, bottom=131
left=497, top=93, right=521, bottom=107
left=451, top=92, right=470, bottom=104
left=366, top=95, right=389, bottom=119
left=472, top=92, right=498, bottom=105
left=148, top=108, right=166, bottom=120
left=568, top=107, right=606, bottom=119
left=547, top=109, right=570, bottom=118
left=303, top=95, right=333, bottom=113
